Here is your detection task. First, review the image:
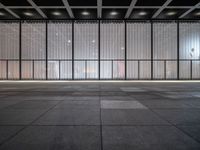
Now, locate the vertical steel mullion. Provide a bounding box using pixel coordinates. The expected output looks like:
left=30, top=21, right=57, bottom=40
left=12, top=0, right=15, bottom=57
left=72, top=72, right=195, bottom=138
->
left=151, top=21, right=153, bottom=80
left=85, top=60, right=87, bottom=79
left=138, top=60, right=140, bottom=80
left=112, top=60, right=113, bottom=80
left=46, top=21, right=48, bottom=80
left=164, top=60, right=166, bottom=80
left=98, top=20, right=100, bottom=80
left=191, top=60, right=192, bottom=80
left=177, top=21, right=179, bottom=80
left=6, top=60, right=8, bottom=80
left=72, top=21, right=74, bottom=80
left=19, top=21, right=22, bottom=80
left=125, top=21, right=127, bottom=80
left=59, top=60, right=61, bottom=80
left=32, top=60, right=34, bottom=80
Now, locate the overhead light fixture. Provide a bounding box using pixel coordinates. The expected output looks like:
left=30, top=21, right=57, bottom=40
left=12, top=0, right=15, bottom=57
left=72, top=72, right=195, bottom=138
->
left=110, top=11, right=118, bottom=16
left=166, top=12, right=176, bottom=16
left=24, top=12, right=33, bottom=16
left=138, top=11, right=147, bottom=16
left=82, top=11, right=89, bottom=16
left=52, top=11, right=61, bottom=16
left=0, top=12, right=5, bottom=16
left=195, top=12, right=200, bottom=16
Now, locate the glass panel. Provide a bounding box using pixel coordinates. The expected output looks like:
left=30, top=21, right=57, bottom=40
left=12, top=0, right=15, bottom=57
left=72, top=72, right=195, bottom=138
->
left=60, top=61, right=72, bottom=79
left=113, top=61, right=125, bottom=79
left=48, top=61, right=59, bottom=79
left=100, top=61, right=112, bottom=79
left=74, top=21, right=98, bottom=59
left=100, top=21, right=125, bottom=59
left=140, top=61, right=151, bottom=79
left=180, top=23, right=200, bottom=59
left=48, top=22, right=72, bottom=59
left=127, top=61, right=138, bottom=79
left=0, top=23, right=19, bottom=59
left=74, top=61, right=85, bottom=79
left=153, top=61, right=164, bottom=79
left=34, top=61, right=46, bottom=79
left=21, top=61, right=33, bottom=79
left=22, top=23, right=46, bottom=59
left=8, top=61, right=19, bottom=79
left=192, top=61, right=200, bottom=79
left=179, top=61, right=191, bottom=79
left=127, top=22, right=151, bottom=59
left=166, top=61, right=177, bottom=79
left=0, top=61, right=7, bottom=79
left=153, top=23, right=177, bottom=59
left=86, top=61, right=98, bottom=79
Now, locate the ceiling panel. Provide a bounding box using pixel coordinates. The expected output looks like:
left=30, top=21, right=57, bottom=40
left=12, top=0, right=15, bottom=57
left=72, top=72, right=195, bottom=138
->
left=11, top=9, right=43, bottom=19
left=157, top=9, right=188, bottom=19
left=68, top=0, right=97, bottom=6
left=0, top=9, right=16, bottom=19
left=103, top=0, right=132, bottom=6
left=135, top=0, right=166, bottom=6
left=102, top=9, right=127, bottom=19
left=73, top=9, right=97, bottom=19
left=169, top=0, right=200, bottom=6
left=0, top=0, right=31, bottom=6
left=42, top=9, right=70, bottom=19
left=130, top=9, right=157, bottom=19
left=33, top=0, right=64, bottom=6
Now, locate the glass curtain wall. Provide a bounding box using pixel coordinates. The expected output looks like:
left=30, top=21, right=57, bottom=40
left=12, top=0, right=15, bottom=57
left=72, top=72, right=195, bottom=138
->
left=153, top=22, right=177, bottom=79
left=179, top=22, right=200, bottom=79
left=21, top=22, right=46, bottom=79
left=0, top=20, right=200, bottom=80
left=74, top=20, right=98, bottom=79
left=127, top=21, right=151, bottom=79
left=48, top=21, right=72, bottom=79
left=100, top=20, right=125, bottom=79
left=0, top=22, right=19, bottom=79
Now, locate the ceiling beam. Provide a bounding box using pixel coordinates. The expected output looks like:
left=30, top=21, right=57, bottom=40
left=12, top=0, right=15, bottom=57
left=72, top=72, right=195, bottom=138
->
left=62, top=0, right=74, bottom=18
left=179, top=2, right=200, bottom=18
left=125, top=0, right=138, bottom=18
left=97, top=0, right=102, bottom=18
left=27, top=0, right=47, bottom=18
left=0, top=2, right=20, bottom=18
left=152, top=0, right=173, bottom=18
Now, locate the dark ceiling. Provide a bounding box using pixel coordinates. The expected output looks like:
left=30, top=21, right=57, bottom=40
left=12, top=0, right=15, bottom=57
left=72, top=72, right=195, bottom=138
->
left=0, top=0, right=200, bottom=20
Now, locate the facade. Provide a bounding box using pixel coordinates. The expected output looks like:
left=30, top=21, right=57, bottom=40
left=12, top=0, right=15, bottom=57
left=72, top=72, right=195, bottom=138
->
left=0, top=20, right=200, bottom=80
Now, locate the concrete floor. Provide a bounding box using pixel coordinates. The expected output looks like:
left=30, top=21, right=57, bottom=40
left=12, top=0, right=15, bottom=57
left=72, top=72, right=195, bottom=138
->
left=0, top=81, right=200, bottom=150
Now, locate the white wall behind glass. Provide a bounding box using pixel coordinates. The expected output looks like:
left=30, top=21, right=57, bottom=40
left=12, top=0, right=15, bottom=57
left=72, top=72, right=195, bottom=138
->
left=48, top=22, right=72, bottom=59
left=127, top=22, right=151, bottom=59
left=22, top=23, right=46, bottom=59
left=100, top=21, right=125, bottom=59
left=180, top=23, right=200, bottom=59
left=153, top=22, right=177, bottom=59
left=75, top=21, right=98, bottom=59
left=0, top=23, right=19, bottom=59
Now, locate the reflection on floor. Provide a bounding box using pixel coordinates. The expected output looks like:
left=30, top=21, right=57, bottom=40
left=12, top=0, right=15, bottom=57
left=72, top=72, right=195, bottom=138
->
left=0, top=81, right=200, bottom=150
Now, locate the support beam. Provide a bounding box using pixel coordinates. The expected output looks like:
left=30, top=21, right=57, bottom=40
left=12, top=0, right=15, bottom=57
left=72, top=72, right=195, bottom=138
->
left=152, top=0, right=173, bottom=18
left=27, top=0, right=47, bottom=18
left=179, top=2, right=200, bottom=18
left=125, top=0, right=138, bottom=18
left=62, top=0, right=74, bottom=18
left=0, top=2, right=20, bottom=18
left=97, top=0, right=102, bottom=18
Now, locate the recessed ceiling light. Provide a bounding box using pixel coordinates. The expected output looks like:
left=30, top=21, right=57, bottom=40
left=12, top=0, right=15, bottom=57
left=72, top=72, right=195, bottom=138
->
left=110, top=11, right=118, bottom=16
left=0, top=12, right=5, bottom=16
left=166, top=12, right=176, bottom=16
left=52, top=11, right=61, bottom=16
left=24, top=12, right=33, bottom=16
left=82, top=11, right=89, bottom=15
left=195, top=12, right=200, bottom=16
left=138, top=11, right=147, bottom=16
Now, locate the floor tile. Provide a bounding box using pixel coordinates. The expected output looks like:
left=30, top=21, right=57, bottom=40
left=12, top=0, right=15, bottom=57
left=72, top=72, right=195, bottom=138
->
left=101, top=100, right=147, bottom=109
left=0, top=126, right=101, bottom=150
left=102, top=126, right=200, bottom=150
